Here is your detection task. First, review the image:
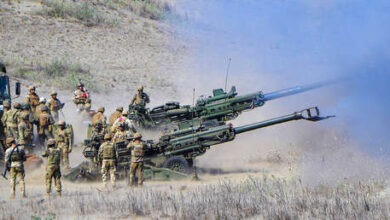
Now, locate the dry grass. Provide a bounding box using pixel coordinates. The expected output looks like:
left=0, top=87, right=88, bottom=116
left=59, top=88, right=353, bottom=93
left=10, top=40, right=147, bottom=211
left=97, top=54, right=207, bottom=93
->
left=1, top=176, right=389, bottom=219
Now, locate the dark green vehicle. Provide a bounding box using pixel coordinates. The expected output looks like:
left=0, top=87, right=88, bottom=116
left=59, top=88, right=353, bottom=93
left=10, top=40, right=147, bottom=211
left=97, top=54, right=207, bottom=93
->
left=65, top=106, right=333, bottom=181
left=0, top=62, right=21, bottom=161
left=128, top=81, right=329, bottom=129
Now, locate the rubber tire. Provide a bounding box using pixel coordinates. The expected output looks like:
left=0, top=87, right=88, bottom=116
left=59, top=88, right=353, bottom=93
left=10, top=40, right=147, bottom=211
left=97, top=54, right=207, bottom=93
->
left=163, top=156, right=190, bottom=174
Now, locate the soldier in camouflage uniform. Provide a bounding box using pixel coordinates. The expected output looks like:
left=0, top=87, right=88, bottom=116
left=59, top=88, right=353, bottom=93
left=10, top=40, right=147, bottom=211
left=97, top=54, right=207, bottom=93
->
left=112, top=122, right=130, bottom=143
left=1, top=101, right=11, bottom=136
left=130, top=85, right=150, bottom=108
left=18, top=113, right=33, bottom=153
left=112, top=110, right=137, bottom=134
left=127, top=133, right=145, bottom=187
left=73, top=82, right=89, bottom=112
left=92, top=106, right=106, bottom=133
left=55, top=120, right=72, bottom=169
left=35, top=97, right=49, bottom=116
left=21, top=103, right=34, bottom=137
left=98, top=134, right=117, bottom=188
left=47, top=91, right=64, bottom=122
left=42, top=139, right=62, bottom=198
left=4, top=102, right=21, bottom=138
left=109, top=106, right=123, bottom=127
left=4, top=137, right=27, bottom=199
left=38, top=105, right=54, bottom=146
left=24, top=85, right=40, bottom=118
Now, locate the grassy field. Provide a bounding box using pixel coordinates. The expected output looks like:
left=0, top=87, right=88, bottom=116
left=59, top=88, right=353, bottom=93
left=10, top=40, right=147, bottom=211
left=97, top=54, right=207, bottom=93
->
left=0, top=175, right=389, bottom=219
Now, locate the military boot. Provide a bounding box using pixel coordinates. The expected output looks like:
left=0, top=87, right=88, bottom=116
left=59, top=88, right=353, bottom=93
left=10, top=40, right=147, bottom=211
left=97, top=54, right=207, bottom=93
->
left=10, top=193, right=15, bottom=200
left=46, top=192, right=50, bottom=198
left=22, top=192, right=27, bottom=198
left=57, top=191, right=61, bottom=197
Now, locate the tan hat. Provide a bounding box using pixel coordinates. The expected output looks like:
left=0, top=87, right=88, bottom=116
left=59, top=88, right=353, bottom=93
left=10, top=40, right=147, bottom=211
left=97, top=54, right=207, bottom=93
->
left=28, top=85, right=35, bottom=90
left=137, top=85, right=143, bottom=91
left=47, top=138, right=56, bottom=146
left=50, top=91, right=57, bottom=96
left=134, top=132, right=142, bottom=139
left=13, top=102, right=21, bottom=109
left=104, top=133, right=112, bottom=140
left=98, top=106, right=105, bottom=113
left=116, top=106, right=123, bottom=111
left=122, top=110, right=128, bottom=116
left=58, top=120, right=66, bottom=126
left=6, top=137, right=15, bottom=145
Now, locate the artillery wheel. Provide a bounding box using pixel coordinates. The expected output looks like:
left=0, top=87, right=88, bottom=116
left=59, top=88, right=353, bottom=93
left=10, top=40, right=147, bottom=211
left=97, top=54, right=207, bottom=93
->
left=163, top=156, right=190, bottom=174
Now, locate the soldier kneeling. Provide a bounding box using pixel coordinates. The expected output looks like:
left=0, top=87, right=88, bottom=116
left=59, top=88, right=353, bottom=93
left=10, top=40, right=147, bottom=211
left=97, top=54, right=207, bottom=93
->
left=42, top=139, right=62, bottom=198
left=98, top=134, right=117, bottom=189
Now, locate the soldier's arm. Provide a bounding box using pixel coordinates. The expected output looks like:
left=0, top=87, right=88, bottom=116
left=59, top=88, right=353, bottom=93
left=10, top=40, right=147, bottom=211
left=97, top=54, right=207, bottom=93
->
left=130, top=95, right=137, bottom=105
left=4, top=149, right=9, bottom=165
left=18, top=125, right=24, bottom=140
left=24, top=95, right=29, bottom=103
left=144, top=93, right=150, bottom=103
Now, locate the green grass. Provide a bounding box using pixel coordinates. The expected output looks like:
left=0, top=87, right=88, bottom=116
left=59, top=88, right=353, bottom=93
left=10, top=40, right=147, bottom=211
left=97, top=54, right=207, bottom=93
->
left=15, top=58, right=104, bottom=92
left=40, top=0, right=119, bottom=27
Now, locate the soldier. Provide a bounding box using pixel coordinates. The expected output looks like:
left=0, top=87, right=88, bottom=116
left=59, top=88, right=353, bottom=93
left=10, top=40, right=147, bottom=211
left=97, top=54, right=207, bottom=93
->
left=1, top=101, right=11, bottom=136
left=55, top=120, right=72, bottom=169
left=73, top=82, right=89, bottom=112
left=38, top=105, right=54, bottom=146
left=130, top=85, right=150, bottom=108
left=4, top=102, right=21, bottom=138
left=112, top=110, right=137, bottom=134
left=4, top=137, right=27, bottom=199
left=47, top=91, right=64, bottom=122
left=24, top=85, right=40, bottom=117
left=91, top=121, right=105, bottom=138
left=35, top=97, right=49, bottom=116
left=21, top=103, right=34, bottom=136
left=42, top=139, right=62, bottom=198
left=98, top=134, right=117, bottom=188
left=18, top=113, right=33, bottom=153
left=127, top=133, right=145, bottom=187
left=109, top=106, right=123, bottom=126
left=92, top=106, right=106, bottom=132
left=112, top=122, right=129, bottom=143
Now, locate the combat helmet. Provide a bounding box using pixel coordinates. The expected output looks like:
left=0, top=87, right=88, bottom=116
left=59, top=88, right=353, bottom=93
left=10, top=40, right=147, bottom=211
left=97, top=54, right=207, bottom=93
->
left=50, top=91, right=57, bottom=96
left=98, top=106, right=105, bottom=113
left=21, top=113, right=29, bottom=120
left=22, top=103, right=30, bottom=110
left=134, top=132, right=142, bottom=139
left=137, top=85, right=143, bottom=91
left=104, top=133, right=111, bottom=140
left=6, top=137, right=15, bottom=146
left=58, top=120, right=66, bottom=126
left=116, top=106, right=123, bottom=112
left=47, top=138, right=56, bottom=147
left=122, top=110, right=129, bottom=116
left=13, top=102, right=21, bottom=109
left=40, top=105, right=48, bottom=111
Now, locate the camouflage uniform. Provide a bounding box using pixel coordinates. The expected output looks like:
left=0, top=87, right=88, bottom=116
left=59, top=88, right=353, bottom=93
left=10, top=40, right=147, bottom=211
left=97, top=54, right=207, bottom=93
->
left=4, top=138, right=27, bottom=199
left=20, top=103, right=34, bottom=140
left=112, top=111, right=137, bottom=134
left=38, top=106, right=54, bottom=146
left=98, top=134, right=116, bottom=188
left=18, top=113, right=33, bottom=153
left=109, top=106, right=123, bottom=126
left=130, top=85, right=150, bottom=108
left=73, top=84, right=89, bottom=112
left=47, top=91, right=64, bottom=122
left=24, top=86, right=40, bottom=118
left=92, top=107, right=107, bottom=134
left=55, top=121, right=72, bottom=169
left=127, top=133, right=144, bottom=186
left=112, top=126, right=129, bottom=143
left=42, top=139, right=62, bottom=197
left=1, top=102, right=11, bottom=138
left=4, top=103, right=21, bottom=138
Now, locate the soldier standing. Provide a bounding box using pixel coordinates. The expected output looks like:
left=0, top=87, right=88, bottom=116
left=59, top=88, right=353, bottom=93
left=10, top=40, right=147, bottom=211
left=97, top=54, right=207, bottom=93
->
left=130, top=85, right=150, bottom=108
left=42, top=139, right=62, bottom=198
left=98, top=134, right=117, bottom=188
left=24, top=85, right=40, bottom=118
left=35, top=97, right=49, bottom=116
left=92, top=106, right=106, bottom=132
left=73, top=82, right=89, bottom=112
left=109, top=106, right=123, bottom=127
left=38, top=105, right=54, bottom=146
left=112, top=110, right=137, bottom=134
left=21, top=103, right=34, bottom=138
left=18, top=113, right=33, bottom=153
left=4, top=102, right=21, bottom=138
left=127, top=133, right=145, bottom=187
left=55, top=120, right=72, bottom=169
left=47, top=91, right=64, bottom=122
left=4, top=137, right=26, bottom=199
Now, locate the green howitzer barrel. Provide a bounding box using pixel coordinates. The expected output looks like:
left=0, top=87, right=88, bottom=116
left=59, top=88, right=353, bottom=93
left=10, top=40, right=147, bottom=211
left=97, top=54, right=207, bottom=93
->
left=129, top=81, right=331, bottom=129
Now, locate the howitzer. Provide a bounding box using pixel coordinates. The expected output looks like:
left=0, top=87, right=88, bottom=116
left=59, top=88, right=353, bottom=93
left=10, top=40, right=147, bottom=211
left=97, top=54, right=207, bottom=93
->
left=66, top=106, right=333, bottom=181
left=82, top=134, right=104, bottom=159
left=129, top=82, right=330, bottom=129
